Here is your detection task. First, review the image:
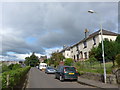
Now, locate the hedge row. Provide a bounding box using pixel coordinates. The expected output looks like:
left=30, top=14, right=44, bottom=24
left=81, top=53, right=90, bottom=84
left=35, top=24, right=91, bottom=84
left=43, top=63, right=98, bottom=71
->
left=1, top=66, right=30, bottom=88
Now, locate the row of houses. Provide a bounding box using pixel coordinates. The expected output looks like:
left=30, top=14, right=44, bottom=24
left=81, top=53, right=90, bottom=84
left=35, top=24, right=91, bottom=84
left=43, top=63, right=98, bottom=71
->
left=60, top=29, right=118, bottom=61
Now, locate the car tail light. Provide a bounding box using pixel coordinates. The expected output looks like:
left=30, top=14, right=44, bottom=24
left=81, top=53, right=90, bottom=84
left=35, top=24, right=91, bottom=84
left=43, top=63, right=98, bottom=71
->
left=64, top=68, right=67, bottom=73
left=74, top=67, right=78, bottom=73
left=76, top=70, right=78, bottom=73
left=64, top=71, right=67, bottom=73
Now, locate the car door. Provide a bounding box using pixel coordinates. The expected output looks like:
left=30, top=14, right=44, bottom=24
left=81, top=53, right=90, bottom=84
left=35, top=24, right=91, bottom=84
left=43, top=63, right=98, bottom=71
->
left=55, top=67, right=60, bottom=78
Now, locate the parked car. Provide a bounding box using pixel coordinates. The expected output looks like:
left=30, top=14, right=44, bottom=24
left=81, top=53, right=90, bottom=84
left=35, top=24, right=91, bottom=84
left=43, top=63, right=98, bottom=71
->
left=39, top=63, right=47, bottom=71
left=55, top=66, right=79, bottom=82
left=45, top=66, right=56, bottom=74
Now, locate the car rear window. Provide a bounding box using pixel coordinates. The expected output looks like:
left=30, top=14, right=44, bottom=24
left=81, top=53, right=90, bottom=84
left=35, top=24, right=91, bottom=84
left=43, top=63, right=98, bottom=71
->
left=64, top=67, right=76, bottom=71
left=48, top=67, right=54, bottom=69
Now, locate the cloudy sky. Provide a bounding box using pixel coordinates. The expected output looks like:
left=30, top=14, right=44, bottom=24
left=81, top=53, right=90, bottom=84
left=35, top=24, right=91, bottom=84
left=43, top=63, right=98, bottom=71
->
left=0, top=0, right=119, bottom=61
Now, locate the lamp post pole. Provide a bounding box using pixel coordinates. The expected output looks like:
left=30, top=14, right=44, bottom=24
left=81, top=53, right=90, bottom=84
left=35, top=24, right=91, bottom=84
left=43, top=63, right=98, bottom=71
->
left=88, top=10, right=107, bottom=83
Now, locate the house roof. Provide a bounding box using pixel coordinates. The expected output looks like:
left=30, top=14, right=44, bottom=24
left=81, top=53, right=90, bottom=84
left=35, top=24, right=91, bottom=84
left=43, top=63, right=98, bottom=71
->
left=70, top=29, right=118, bottom=48
left=60, top=47, right=70, bottom=53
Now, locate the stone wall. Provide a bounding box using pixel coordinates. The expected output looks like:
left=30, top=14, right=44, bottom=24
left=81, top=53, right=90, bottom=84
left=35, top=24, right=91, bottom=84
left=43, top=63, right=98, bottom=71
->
left=80, top=72, right=117, bottom=84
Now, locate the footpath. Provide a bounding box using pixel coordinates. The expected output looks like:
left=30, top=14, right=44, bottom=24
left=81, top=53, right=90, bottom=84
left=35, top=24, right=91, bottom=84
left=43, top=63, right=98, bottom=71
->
left=78, top=77, right=119, bottom=88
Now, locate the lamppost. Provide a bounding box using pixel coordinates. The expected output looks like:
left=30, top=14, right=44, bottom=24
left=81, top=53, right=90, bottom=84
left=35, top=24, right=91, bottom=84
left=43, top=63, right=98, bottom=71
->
left=88, top=10, right=107, bottom=84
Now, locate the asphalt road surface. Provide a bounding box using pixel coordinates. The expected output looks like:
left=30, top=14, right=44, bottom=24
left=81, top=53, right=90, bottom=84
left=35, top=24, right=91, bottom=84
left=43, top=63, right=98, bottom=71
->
left=26, top=67, right=96, bottom=88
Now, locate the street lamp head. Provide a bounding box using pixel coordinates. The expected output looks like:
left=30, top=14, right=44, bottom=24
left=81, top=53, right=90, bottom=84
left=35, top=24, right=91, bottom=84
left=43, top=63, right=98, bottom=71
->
left=88, top=10, right=96, bottom=13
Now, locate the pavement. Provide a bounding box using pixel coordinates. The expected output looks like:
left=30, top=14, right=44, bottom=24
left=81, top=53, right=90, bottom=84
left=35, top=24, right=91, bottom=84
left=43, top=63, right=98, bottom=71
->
left=78, top=76, right=119, bottom=88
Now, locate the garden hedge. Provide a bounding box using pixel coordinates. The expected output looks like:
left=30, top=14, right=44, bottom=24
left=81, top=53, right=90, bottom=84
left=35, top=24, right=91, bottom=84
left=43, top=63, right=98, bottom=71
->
left=1, top=66, right=30, bottom=88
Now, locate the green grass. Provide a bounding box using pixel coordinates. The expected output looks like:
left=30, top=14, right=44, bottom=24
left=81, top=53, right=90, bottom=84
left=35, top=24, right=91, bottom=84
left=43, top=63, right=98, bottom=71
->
left=75, top=61, right=115, bottom=74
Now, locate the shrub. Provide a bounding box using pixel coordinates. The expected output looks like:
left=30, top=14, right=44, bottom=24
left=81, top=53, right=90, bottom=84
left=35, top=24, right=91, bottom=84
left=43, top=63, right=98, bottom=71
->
left=64, top=58, right=74, bottom=66
left=2, top=64, right=10, bottom=73
left=12, top=64, right=21, bottom=70
left=8, top=64, right=14, bottom=70
left=115, top=54, right=120, bottom=67
left=2, top=66, right=30, bottom=88
left=89, top=57, right=97, bottom=63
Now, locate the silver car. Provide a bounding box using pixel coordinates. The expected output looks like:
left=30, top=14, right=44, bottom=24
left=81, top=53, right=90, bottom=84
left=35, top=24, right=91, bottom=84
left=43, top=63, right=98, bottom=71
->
left=45, top=66, right=56, bottom=74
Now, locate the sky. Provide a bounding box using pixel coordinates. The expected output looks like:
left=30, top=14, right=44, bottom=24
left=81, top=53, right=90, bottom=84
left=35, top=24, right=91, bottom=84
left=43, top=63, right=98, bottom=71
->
left=0, top=0, right=119, bottom=61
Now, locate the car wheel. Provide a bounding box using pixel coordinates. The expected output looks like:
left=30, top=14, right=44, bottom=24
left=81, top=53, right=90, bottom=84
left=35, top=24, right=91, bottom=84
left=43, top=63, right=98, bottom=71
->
left=59, top=75, right=64, bottom=82
left=75, top=79, right=78, bottom=81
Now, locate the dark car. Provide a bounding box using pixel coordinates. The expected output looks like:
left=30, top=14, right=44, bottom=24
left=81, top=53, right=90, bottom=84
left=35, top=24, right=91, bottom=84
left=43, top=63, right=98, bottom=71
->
left=55, top=66, right=79, bottom=81
left=45, top=66, right=56, bottom=74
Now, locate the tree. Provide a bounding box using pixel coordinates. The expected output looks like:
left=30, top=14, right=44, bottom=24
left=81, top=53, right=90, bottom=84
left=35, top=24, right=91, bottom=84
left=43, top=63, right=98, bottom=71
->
left=88, top=35, right=120, bottom=67
left=115, top=35, right=120, bottom=54
left=96, top=39, right=117, bottom=66
left=43, top=58, right=52, bottom=66
left=89, top=47, right=97, bottom=58
left=51, top=52, right=65, bottom=67
left=64, top=58, right=74, bottom=66
left=115, top=35, right=120, bottom=43
left=88, top=56, right=97, bottom=64
left=115, top=54, right=120, bottom=67
left=24, top=52, right=39, bottom=67
left=24, top=57, right=30, bottom=66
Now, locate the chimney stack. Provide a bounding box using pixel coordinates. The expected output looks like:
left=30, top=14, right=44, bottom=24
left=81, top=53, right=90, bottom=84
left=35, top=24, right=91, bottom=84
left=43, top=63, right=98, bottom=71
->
left=84, top=29, right=89, bottom=38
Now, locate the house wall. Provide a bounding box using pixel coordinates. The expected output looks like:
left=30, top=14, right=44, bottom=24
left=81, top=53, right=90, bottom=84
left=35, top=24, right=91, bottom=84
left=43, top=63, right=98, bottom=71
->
left=70, top=48, right=73, bottom=59
left=61, top=34, right=117, bottom=61
left=99, top=35, right=117, bottom=42
left=70, top=35, right=117, bottom=61
left=62, top=50, right=71, bottom=58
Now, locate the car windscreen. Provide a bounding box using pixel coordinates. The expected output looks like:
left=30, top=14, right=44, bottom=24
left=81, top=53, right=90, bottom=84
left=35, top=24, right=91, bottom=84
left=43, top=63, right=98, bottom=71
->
left=41, top=65, right=47, bottom=67
left=47, top=67, right=54, bottom=69
left=64, top=67, right=76, bottom=71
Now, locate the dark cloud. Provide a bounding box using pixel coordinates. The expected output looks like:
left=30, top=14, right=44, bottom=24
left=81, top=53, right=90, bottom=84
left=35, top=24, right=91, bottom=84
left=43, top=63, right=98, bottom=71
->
left=1, top=2, right=118, bottom=57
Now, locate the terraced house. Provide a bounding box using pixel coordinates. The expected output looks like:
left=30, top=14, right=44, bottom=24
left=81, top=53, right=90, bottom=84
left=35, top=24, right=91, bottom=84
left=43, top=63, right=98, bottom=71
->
left=60, top=29, right=118, bottom=61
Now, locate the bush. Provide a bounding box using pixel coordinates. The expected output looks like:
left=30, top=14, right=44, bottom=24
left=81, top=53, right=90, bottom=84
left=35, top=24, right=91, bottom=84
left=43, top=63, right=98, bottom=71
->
left=88, top=57, right=97, bottom=63
left=2, top=66, right=30, bottom=88
left=8, top=64, right=14, bottom=70
left=64, top=58, right=74, bottom=66
left=2, top=64, right=10, bottom=73
left=12, top=64, right=21, bottom=70
left=115, top=54, right=120, bottom=67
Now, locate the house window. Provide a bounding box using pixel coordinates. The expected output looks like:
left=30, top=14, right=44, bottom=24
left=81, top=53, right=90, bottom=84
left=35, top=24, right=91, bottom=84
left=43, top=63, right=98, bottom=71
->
left=80, top=51, right=83, bottom=59
left=77, top=54, right=79, bottom=60
left=74, top=55, right=76, bottom=60
left=84, top=52, right=87, bottom=59
left=83, top=41, right=87, bottom=48
left=93, top=36, right=96, bottom=45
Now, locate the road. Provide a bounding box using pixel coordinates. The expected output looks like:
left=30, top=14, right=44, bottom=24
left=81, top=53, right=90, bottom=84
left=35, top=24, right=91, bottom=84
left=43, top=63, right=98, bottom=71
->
left=26, top=67, right=95, bottom=88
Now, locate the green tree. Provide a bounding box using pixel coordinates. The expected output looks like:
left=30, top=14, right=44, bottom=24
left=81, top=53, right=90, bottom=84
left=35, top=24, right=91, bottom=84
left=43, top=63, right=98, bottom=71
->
left=115, top=35, right=120, bottom=54
left=24, top=57, right=30, bottom=66
left=115, top=54, right=120, bottom=67
left=24, top=52, right=39, bottom=67
left=89, top=56, right=97, bottom=63
left=89, top=47, right=97, bottom=58
left=43, top=58, right=52, bottom=66
left=96, top=39, right=117, bottom=66
left=64, top=58, right=74, bottom=66
left=51, top=52, right=65, bottom=67
left=115, top=35, right=120, bottom=43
